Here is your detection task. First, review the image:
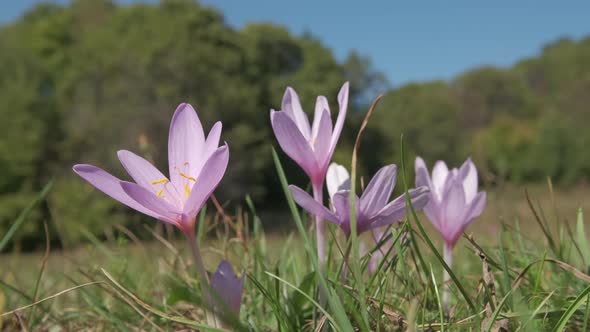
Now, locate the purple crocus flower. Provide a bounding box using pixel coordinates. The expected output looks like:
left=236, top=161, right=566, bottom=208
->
left=270, top=83, right=349, bottom=186
left=414, top=157, right=486, bottom=248
left=73, top=103, right=229, bottom=236
left=270, top=82, right=349, bottom=267
left=209, top=260, right=244, bottom=318
left=289, top=163, right=430, bottom=237
left=415, top=156, right=486, bottom=309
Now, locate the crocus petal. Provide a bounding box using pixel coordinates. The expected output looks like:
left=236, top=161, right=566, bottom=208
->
left=202, top=121, right=223, bottom=163
left=313, top=109, right=333, bottom=167
left=465, top=191, right=486, bottom=222
left=270, top=111, right=319, bottom=178
left=415, top=157, right=433, bottom=192
left=440, top=179, right=467, bottom=245
left=459, top=158, right=478, bottom=203
left=183, top=145, right=229, bottom=218
left=328, top=82, right=349, bottom=157
left=210, top=260, right=244, bottom=315
left=360, top=164, right=397, bottom=218
left=432, top=160, right=449, bottom=200
left=168, top=103, right=206, bottom=189
left=282, top=87, right=311, bottom=140
left=331, top=191, right=362, bottom=234
left=326, top=163, right=350, bottom=198
left=120, top=181, right=181, bottom=225
left=73, top=164, right=163, bottom=220
left=117, top=150, right=182, bottom=206
left=369, top=187, right=431, bottom=230
left=311, top=96, right=330, bottom=140
left=289, top=185, right=339, bottom=224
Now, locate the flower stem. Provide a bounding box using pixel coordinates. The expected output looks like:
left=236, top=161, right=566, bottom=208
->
left=312, top=182, right=327, bottom=270
left=442, top=242, right=453, bottom=312
left=184, top=230, right=220, bottom=327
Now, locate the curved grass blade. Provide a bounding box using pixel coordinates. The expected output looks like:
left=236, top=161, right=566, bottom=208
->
left=0, top=180, right=53, bottom=251
left=551, top=284, right=590, bottom=332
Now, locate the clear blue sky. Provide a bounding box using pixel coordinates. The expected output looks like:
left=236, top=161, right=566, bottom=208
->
left=2, top=0, right=589, bottom=86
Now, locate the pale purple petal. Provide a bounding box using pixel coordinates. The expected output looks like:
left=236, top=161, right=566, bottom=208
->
left=209, top=260, right=244, bottom=315
left=183, top=145, right=229, bottom=218
left=282, top=87, right=311, bottom=140
left=168, top=103, right=206, bottom=189
left=289, top=185, right=339, bottom=224
left=117, top=150, right=182, bottom=206
left=432, top=160, right=449, bottom=200
left=440, top=179, right=467, bottom=244
left=73, top=164, right=163, bottom=220
left=326, top=163, right=350, bottom=199
left=202, top=121, right=222, bottom=163
left=311, top=96, right=330, bottom=140
left=369, top=186, right=430, bottom=230
left=460, top=158, right=478, bottom=204
left=465, top=191, right=486, bottom=222
left=270, top=111, right=319, bottom=179
left=331, top=191, right=362, bottom=234
left=328, top=82, right=349, bottom=157
left=360, top=164, right=397, bottom=218
left=313, top=109, right=333, bottom=168
left=120, top=181, right=182, bottom=224
left=415, top=157, right=433, bottom=191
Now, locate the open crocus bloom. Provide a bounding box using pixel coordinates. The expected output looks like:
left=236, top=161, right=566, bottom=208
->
left=73, top=103, right=229, bottom=235
left=290, top=163, right=430, bottom=236
left=209, top=260, right=244, bottom=317
left=415, top=157, right=486, bottom=248
left=270, top=82, right=349, bottom=186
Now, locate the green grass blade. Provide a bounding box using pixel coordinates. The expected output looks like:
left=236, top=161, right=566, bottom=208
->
left=0, top=180, right=53, bottom=252
left=551, top=284, right=590, bottom=332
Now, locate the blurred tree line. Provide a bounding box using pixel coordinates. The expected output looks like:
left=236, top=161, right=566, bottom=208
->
left=1, top=0, right=589, bottom=249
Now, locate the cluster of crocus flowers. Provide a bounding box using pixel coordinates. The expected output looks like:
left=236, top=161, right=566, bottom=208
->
left=73, top=103, right=242, bottom=326
left=270, top=83, right=349, bottom=266
left=290, top=162, right=430, bottom=237
left=415, top=157, right=486, bottom=309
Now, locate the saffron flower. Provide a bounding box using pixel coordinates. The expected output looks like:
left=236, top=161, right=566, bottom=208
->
left=270, top=82, right=349, bottom=266
left=415, top=156, right=486, bottom=309
left=73, top=103, right=229, bottom=236
left=414, top=157, right=486, bottom=248
left=270, top=83, right=349, bottom=186
left=290, top=163, right=430, bottom=237
left=209, top=260, right=244, bottom=318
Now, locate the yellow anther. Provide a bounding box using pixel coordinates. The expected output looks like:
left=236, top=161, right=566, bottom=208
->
left=156, top=189, right=164, bottom=197
left=184, top=184, right=191, bottom=198
left=180, top=173, right=196, bottom=182
left=312, top=137, right=317, bottom=146
left=151, top=178, right=169, bottom=185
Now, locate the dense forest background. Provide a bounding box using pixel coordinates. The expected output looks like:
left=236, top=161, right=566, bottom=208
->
left=2, top=0, right=590, bottom=248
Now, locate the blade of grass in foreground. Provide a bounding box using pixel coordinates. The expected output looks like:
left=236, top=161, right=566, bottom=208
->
left=272, top=148, right=354, bottom=332
left=399, top=135, right=477, bottom=312
left=551, top=284, right=590, bottom=332
left=0, top=180, right=53, bottom=251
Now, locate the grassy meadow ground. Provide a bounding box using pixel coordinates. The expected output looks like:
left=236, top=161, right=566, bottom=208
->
left=1, top=182, right=590, bottom=330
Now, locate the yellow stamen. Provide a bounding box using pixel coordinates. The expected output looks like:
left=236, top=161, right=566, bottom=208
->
left=184, top=184, right=191, bottom=198
left=156, top=189, right=164, bottom=197
left=151, top=178, right=169, bottom=185
left=312, top=137, right=317, bottom=146
left=180, top=173, right=196, bottom=182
